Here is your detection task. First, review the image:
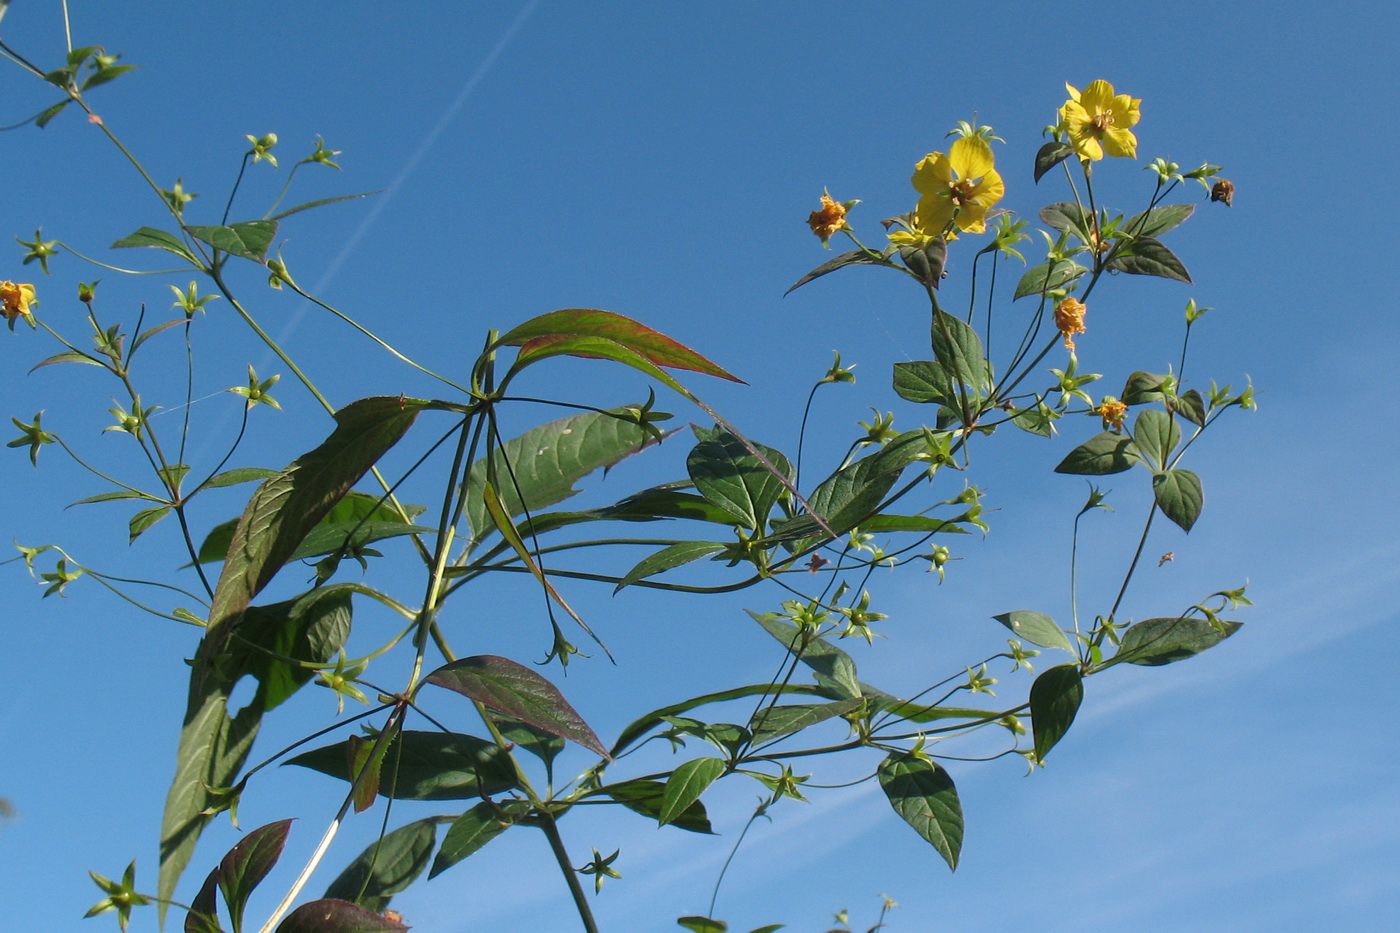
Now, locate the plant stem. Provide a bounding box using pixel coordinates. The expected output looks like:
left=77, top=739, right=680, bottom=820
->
left=537, top=811, right=600, bottom=933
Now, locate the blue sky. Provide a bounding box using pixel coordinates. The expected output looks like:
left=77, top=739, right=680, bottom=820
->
left=2, top=2, right=1398, bottom=931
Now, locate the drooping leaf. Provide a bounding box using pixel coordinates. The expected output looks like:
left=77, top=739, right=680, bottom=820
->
left=687, top=430, right=792, bottom=530
left=287, top=731, right=517, bottom=800
left=464, top=407, right=661, bottom=542
left=497, top=309, right=741, bottom=382
left=1113, top=616, right=1242, bottom=667
left=1107, top=235, right=1191, bottom=283
left=1040, top=202, right=1092, bottom=237
left=275, top=899, right=408, bottom=933
left=185, top=221, right=278, bottom=263
left=425, top=655, right=608, bottom=759
left=1014, top=259, right=1087, bottom=299
left=197, top=490, right=427, bottom=564
left=1132, top=409, right=1180, bottom=472
left=269, top=191, right=380, bottom=222
left=1033, top=142, right=1074, bottom=182
left=785, top=247, right=895, bottom=295
left=1175, top=389, right=1206, bottom=427
left=216, top=820, right=293, bottom=932
left=159, top=398, right=427, bottom=917
left=993, top=610, right=1075, bottom=654
left=1030, top=664, right=1083, bottom=761
left=878, top=752, right=963, bottom=870
left=1153, top=468, right=1203, bottom=532
left=603, top=779, right=716, bottom=834
left=70, top=489, right=159, bottom=506
left=31, top=349, right=105, bottom=371
left=748, top=698, right=865, bottom=744
left=677, top=918, right=728, bottom=933
left=616, top=540, right=729, bottom=591
left=660, top=757, right=727, bottom=826
left=897, top=237, right=948, bottom=289
left=1121, top=371, right=1174, bottom=406
left=111, top=226, right=200, bottom=265
left=429, top=801, right=527, bottom=879
left=1054, top=431, right=1140, bottom=475
left=128, top=505, right=171, bottom=543
left=749, top=612, right=862, bottom=699
left=324, top=818, right=438, bottom=913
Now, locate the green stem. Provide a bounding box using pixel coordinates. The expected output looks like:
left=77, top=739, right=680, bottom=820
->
left=537, top=811, right=599, bottom=933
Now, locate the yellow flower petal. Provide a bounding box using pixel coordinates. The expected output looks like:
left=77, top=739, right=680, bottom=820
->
left=912, top=151, right=951, bottom=194
left=948, top=136, right=995, bottom=179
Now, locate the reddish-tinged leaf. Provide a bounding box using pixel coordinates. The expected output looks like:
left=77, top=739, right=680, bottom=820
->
left=497, top=309, right=742, bottom=382
left=275, top=899, right=408, bottom=932
left=425, top=655, right=609, bottom=760
left=218, top=819, right=293, bottom=931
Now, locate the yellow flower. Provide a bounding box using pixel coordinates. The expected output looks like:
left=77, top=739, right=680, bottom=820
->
left=911, top=136, right=1004, bottom=236
left=807, top=191, right=850, bottom=246
left=1096, top=397, right=1128, bottom=429
left=1054, top=297, right=1086, bottom=349
left=0, top=281, right=36, bottom=320
left=1060, top=80, right=1141, bottom=161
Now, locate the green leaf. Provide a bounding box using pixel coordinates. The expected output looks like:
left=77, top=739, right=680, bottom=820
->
left=748, top=698, right=864, bottom=743
left=464, top=406, right=661, bottom=542
left=778, top=430, right=930, bottom=541
left=1054, top=431, right=1140, bottom=475
left=1121, top=371, right=1173, bottom=406
left=1011, top=403, right=1058, bottom=437
left=1014, top=259, right=1087, bottom=299
left=31, top=349, right=105, bottom=371
left=1154, top=468, right=1203, bottom=532
left=875, top=703, right=1001, bottom=724
left=1176, top=389, right=1206, bottom=428
left=160, top=397, right=427, bottom=917
left=429, top=801, right=526, bottom=879
left=660, top=757, right=727, bottom=826
left=70, top=489, right=161, bottom=506
left=878, top=752, right=963, bottom=870
left=275, top=899, right=408, bottom=933
left=324, top=818, right=437, bottom=913
left=185, top=221, right=278, bottom=262
left=687, top=430, right=792, bottom=530
left=1113, top=616, right=1242, bottom=667
left=616, top=540, right=729, bottom=591
left=287, top=731, right=518, bottom=800
left=498, top=309, right=741, bottom=383
left=202, top=467, right=279, bottom=489
left=1132, top=409, right=1180, bottom=472
left=489, top=714, right=565, bottom=770
left=235, top=584, right=354, bottom=711
left=893, top=360, right=954, bottom=406
left=611, top=683, right=829, bottom=757
left=897, top=237, right=948, bottom=289
left=1107, top=235, right=1191, bottom=283
left=197, top=490, right=427, bottom=564
left=111, top=226, right=199, bottom=265
left=604, top=779, right=716, bottom=834
left=1123, top=203, right=1194, bottom=238
left=216, top=819, right=292, bottom=932
left=1030, top=664, right=1083, bottom=761
left=993, top=610, right=1075, bottom=654
left=425, top=655, right=609, bottom=759
left=129, top=505, right=171, bottom=543
left=930, top=309, right=991, bottom=395
left=1034, top=142, right=1074, bottom=182
left=269, top=191, right=380, bottom=222
left=785, top=247, right=895, bottom=295
left=1039, top=202, right=1092, bottom=238
left=750, top=612, right=862, bottom=699
left=677, top=919, right=728, bottom=933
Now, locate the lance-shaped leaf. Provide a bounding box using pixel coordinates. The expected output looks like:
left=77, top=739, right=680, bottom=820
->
left=497, top=309, right=741, bottom=383
left=1034, top=141, right=1074, bottom=182
left=660, top=757, right=727, bottom=827
left=111, top=226, right=200, bottom=265
left=275, top=899, right=408, bottom=933
left=1054, top=431, right=1140, bottom=475
left=893, top=360, right=955, bottom=407
left=1030, top=664, right=1083, bottom=761
left=216, top=819, right=293, bottom=933
left=993, top=610, right=1075, bottom=654
left=425, top=655, right=609, bottom=759
left=1111, top=616, right=1243, bottom=667
left=878, top=752, right=963, bottom=870
left=269, top=190, right=380, bottom=222
left=749, top=611, right=862, bottom=699
left=611, top=683, right=829, bottom=757
left=324, top=817, right=438, bottom=913
left=748, top=698, right=865, bottom=744
left=430, top=800, right=529, bottom=879
left=616, top=540, right=729, bottom=591
left=159, top=397, right=427, bottom=918
left=1040, top=202, right=1093, bottom=238
left=785, top=246, right=896, bottom=295
left=1154, top=468, right=1203, bottom=532
left=687, top=429, right=792, bottom=530
left=773, top=429, right=930, bottom=541
left=931, top=309, right=991, bottom=396
left=463, top=407, right=661, bottom=543
left=1014, top=259, right=1087, bottom=299
left=185, top=220, right=278, bottom=263
left=1107, top=235, right=1192, bottom=283
left=1132, top=409, right=1180, bottom=472
left=197, top=490, right=428, bottom=564
left=288, top=731, right=517, bottom=799
left=1123, top=203, right=1194, bottom=238
left=602, top=779, right=716, bottom=834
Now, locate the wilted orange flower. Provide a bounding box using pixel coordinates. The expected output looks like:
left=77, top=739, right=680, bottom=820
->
left=1054, top=297, right=1086, bottom=349
left=807, top=191, right=849, bottom=245
left=1096, top=398, right=1128, bottom=429
left=0, top=281, right=36, bottom=320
